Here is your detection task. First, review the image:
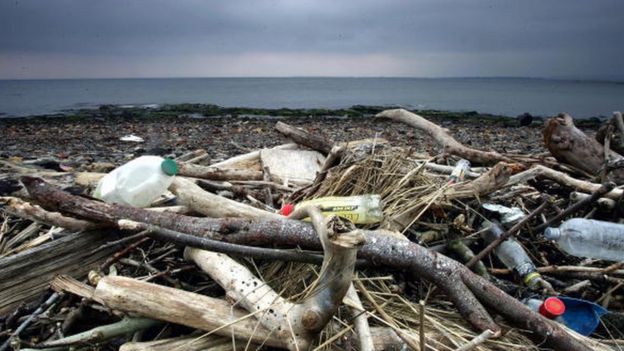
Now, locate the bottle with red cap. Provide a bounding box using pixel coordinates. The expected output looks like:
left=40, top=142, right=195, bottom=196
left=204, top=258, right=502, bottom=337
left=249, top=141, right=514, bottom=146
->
left=523, top=297, right=566, bottom=321
left=280, top=194, right=383, bottom=224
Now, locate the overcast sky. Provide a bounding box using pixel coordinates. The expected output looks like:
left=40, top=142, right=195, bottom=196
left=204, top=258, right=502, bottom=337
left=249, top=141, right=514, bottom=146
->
left=1, top=0, right=622, bottom=79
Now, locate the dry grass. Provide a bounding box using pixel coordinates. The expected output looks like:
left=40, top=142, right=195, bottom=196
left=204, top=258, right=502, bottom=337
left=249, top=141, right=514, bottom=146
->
left=310, top=147, right=465, bottom=234
left=257, top=260, right=538, bottom=351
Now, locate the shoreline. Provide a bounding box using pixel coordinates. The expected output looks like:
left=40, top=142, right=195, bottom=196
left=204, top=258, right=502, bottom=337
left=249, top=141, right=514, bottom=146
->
left=0, top=104, right=520, bottom=122
left=0, top=104, right=602, bottom=171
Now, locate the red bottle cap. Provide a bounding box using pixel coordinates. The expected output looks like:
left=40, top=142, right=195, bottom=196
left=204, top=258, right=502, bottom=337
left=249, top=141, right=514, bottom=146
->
left=539, top=297, right=566, bottom=319
left=280, top=203, right=295, bottom=216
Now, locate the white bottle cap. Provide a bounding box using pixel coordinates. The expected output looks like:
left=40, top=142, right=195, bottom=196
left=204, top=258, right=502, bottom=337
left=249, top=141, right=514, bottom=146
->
left=544, top=227, right=561, bottom=240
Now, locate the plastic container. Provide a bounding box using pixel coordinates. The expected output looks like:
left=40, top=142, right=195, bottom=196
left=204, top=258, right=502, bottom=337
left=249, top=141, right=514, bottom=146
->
left=93, top=156, right=178, bottom=207
left=482, top=221, right=543, bottom=288
left=280, top=195, right=383, bottom=224
left=557, top=296, right=608, bottom=336
left=448, top=159, right=471, bottom=184
left=544, top=218, right=624, bottom=262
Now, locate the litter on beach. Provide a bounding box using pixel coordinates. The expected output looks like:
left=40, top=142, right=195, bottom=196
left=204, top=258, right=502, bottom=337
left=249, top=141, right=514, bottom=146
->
left=2, top=107, right=624, bottom=351
left=119, top=134, right=145, bottom=143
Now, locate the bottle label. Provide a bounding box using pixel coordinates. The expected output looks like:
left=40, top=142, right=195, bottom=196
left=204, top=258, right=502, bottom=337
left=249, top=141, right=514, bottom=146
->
left=320, top=205, right=360, bottom=222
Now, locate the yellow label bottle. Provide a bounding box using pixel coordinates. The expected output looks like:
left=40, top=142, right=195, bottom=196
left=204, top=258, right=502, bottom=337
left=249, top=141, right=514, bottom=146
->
left=281, top=194, right=383, bottom=224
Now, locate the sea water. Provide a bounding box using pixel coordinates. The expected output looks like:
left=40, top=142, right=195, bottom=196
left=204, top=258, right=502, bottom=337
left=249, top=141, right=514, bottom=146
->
left=1, top=77, right=622, bottom=118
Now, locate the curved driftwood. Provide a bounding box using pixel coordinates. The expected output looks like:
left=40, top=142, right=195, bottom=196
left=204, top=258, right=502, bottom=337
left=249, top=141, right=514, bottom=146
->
left=376, top=109, right=513, bottom=165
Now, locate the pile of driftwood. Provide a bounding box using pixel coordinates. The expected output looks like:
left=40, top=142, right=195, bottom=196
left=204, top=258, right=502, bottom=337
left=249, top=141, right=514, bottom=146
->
left=1, top=109, right=624, bottom=351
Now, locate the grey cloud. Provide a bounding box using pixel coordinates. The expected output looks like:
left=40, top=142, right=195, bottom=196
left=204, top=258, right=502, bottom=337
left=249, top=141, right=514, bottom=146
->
left=0, top=0, right=622, bottom=78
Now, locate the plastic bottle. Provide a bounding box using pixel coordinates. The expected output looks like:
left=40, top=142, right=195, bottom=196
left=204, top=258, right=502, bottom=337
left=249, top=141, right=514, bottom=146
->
left=93, top=156, right=178, bottom=207
left=544, top=218, right=624, bottom=262
left=482, top=220, right=544, bottom=288
left=448, top=159, right=471, bottom=184
left=523, top=297, right=566, bottom=320
left=280, top=195, right=383, bottom=224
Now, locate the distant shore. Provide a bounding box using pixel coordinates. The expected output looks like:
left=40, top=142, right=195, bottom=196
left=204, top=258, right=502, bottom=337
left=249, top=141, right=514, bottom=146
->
left=0, top=104, right=602, bottom=174
left=2, top=77, right=622, bottom=118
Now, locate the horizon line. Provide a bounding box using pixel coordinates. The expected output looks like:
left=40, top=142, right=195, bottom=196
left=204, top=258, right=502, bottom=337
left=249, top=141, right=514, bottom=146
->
left=1, top=75, right=623, bottom=83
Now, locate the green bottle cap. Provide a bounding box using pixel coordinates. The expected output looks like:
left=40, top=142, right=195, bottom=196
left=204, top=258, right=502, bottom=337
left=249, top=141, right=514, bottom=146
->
left=161, top=158, right=178, bottom=176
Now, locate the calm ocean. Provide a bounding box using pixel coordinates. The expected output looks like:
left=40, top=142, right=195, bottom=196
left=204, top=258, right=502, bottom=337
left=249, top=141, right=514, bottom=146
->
left=0, top=77, right=622, bottom=118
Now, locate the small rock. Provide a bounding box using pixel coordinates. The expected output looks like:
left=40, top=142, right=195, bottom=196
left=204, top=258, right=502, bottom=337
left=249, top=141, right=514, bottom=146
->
left=88, top=161, right=116, bottom=173
left=517, top=113, right=533, bottom=126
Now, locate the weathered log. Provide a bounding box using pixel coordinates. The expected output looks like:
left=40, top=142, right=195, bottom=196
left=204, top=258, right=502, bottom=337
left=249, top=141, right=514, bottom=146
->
left=177, top=163, right=263, bottom=181
left=93, top=276, right=286, bottom=348
left=51, top=275, right=429, bottom=351
left=186, top=207, right=365, bottom=350
left=170, top=177, right=282, bottom=219
left=1, top=196, right=100, bottom=232
left=506, top=164, right=624, bottom=200
left=275, top=121, right=333, bottom=154
left=376, top=109, right=513, bottom=165
left=20, top=178, right=593, bottom=351
left=544, top=113, right=624, bottom=183
left=0, top=230, right=121, bottom=315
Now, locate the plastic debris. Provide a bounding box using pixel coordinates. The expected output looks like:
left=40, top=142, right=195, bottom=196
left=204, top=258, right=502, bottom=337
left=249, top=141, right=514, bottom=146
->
left=545, top=218, right=624, bottom=262
left=119, top=134, right=145, bottom=143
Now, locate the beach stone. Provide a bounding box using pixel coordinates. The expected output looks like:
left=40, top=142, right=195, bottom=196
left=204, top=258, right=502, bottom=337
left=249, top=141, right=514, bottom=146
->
left=517, top=113, right=533, bottom=126
left=88, top=161, right=116, bottom=173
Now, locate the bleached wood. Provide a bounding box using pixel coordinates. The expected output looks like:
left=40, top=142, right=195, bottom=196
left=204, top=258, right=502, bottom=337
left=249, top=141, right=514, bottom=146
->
left=376, top=109, right=512, bottom=165
left=209, top=143, right=298, bottom=170
left=177, top=163, right=263, bottom=181
left=186, top=206, right=365, bottom=350
left=506, top=165, right=624, bottom=199
left=169, top=177, right=282, bottom=219
left=93, top=276, right=285, bottom=348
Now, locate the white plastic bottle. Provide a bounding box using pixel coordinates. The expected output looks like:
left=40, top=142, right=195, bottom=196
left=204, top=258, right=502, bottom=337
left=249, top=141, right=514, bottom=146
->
left=280, top=195, right=383, bottom=224
left=482, top=220, right=544, bottom=288
left=93, top=156, right=178, bottom=207
left=544, top=219, right=624, bottom=262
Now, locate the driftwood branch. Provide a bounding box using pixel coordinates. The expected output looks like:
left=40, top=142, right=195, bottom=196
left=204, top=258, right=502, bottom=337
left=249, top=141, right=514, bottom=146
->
left=93, top=276, right=286, bottom=348
left=177, top=162, right=263, bottom=181
left=1, top=196, right=100, bottom=231
left=31, top=317, right=160, bottom=349
left=344, top=284, right=375, bottom=351
left=376, top=109, right=513, bottom=165
left=20, top=178, right=593, bottom=351
left=186, top=206, right=364, bottom=350
left=275, top=121, right=333, bottom=154
left=544, top=113, right=624, bottom=183
left=506, top=164, right=624, bottom=199
left=170, top=177, right=281, bottom=219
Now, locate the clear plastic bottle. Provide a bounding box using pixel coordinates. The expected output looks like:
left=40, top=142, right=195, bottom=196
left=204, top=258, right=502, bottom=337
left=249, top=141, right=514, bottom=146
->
left=93, top=156, right=178, bottom=207
left=280, top=194, right=383, bottom=224
left=448, top=159, right=471, bottom=184
left=544, top=218, right=624, bottom=262
left=482, top=221, right=543, bottom=288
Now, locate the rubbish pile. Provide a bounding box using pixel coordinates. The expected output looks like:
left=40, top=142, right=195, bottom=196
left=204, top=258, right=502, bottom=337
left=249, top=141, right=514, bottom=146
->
left=1, top=109, right=623, bottom=351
